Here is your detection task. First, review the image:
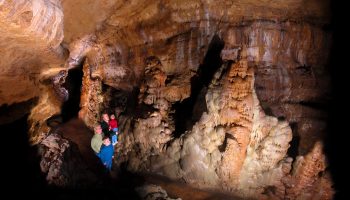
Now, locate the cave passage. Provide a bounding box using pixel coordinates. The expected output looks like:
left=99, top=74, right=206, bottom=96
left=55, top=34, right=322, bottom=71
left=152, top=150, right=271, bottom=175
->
left=61, top=65, right=83, bottom=122
left=172, top=35, right=224, bottom=137
left=0, top=114, right=47, bottom=194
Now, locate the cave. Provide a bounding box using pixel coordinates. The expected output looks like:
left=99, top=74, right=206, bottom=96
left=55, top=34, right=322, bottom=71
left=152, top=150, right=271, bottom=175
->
left=61, top=65, right=83, bottom=122
left=0, top=1, right=344, bottom=199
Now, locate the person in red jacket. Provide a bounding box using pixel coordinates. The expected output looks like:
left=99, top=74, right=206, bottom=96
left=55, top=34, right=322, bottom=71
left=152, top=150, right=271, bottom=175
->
left=109, top=114, right=119, bottom=145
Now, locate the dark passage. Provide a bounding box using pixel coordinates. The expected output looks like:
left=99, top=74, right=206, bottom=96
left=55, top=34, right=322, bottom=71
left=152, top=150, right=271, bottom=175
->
left=1, top=115, right=47, bottom=197
left=172, top=35, right=224, bottom=137
left=287, top=136, right=300, bottom=160
left=61, top=65, right=83, bottom=122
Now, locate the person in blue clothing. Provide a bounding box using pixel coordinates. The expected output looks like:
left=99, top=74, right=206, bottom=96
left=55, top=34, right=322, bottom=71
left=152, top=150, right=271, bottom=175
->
left=98, top=136, right=114, bottom=171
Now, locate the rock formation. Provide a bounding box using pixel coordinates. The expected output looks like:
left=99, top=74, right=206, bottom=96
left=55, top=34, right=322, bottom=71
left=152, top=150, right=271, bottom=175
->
left=0, top=0, right=333, bottom=199
left=0, top=0, right=65, bottom=105
left=39, top=133, right=96, bottom=187
left=136, top=184, right=181, bottom=200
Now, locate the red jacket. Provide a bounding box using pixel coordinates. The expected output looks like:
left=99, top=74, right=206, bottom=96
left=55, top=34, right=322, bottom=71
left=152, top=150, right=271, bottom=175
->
left=109, top=119, right=118, bottom=129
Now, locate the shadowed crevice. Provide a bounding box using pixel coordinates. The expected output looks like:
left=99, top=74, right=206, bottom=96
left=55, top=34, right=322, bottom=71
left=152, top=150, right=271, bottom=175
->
left=172, top=35, right=225, bottom=138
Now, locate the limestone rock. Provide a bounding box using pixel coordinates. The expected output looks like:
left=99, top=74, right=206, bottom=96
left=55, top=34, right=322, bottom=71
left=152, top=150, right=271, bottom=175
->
left=78, top=59, right=103, bottom=129
left=285, top=142, right=333, bottom=199
left=0, top=0, right=65, bottom=105
left=38, top=133, right=96, bottom=187
left=136, top=184, right=181, bottom=200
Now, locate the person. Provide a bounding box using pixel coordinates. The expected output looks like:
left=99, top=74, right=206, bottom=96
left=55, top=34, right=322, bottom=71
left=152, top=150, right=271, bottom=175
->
left=97, top=136, right=114, bottom=171
left=109, top=114, right=119, bottom=145
left=100, top=113, right=110, bottom=136
left=91, top=125, right=104, bottom=154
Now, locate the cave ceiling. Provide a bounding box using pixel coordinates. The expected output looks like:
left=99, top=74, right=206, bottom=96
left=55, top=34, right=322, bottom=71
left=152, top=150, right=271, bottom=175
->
left=0, top=0, right=329, bottom=106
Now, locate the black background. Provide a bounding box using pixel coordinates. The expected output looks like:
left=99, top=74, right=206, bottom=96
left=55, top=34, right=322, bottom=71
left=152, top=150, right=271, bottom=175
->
left=325, top=1, right=348, bottom=199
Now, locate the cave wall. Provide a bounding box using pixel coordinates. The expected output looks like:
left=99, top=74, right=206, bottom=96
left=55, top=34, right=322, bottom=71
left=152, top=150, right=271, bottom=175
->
left=0, top=0, right=67, bottom=143
left=80, top=19, right=331, bottom=199
left=0, top=0, right=65, bottom=105
left=107, top=22, right=332, bottom=198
